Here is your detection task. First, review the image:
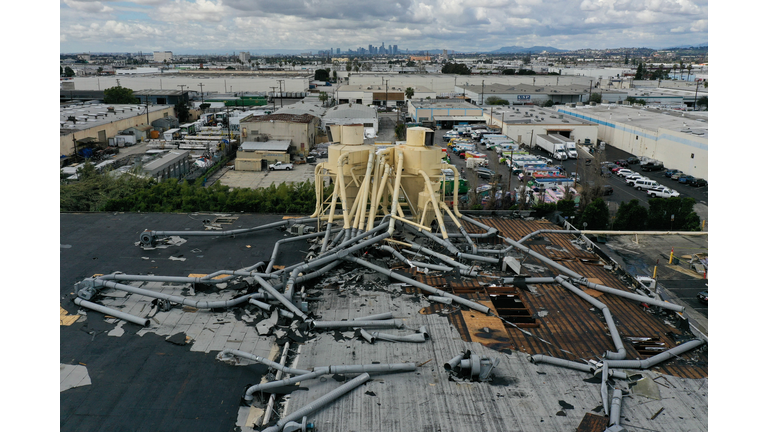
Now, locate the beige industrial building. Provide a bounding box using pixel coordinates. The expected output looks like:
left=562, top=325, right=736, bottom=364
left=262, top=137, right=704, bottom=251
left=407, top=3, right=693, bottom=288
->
left=234, top=140, right=292, bottom=171
left=555, top=105, right=708, bottom=179
left=485, top=106, right=599, bottom=147
left=60, top=103, right=175, bottom=158
left=336, top=84, right=435, bottom=109
left=322, top=103, right=378, bottom=135
left=407, top=99, right=484, bottom=128
left=240, top=113, right=320, bottom=158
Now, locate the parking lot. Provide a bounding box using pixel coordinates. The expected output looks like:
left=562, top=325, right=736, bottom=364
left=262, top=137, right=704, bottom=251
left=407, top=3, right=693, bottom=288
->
left=434, top=127, right=708, bottom=227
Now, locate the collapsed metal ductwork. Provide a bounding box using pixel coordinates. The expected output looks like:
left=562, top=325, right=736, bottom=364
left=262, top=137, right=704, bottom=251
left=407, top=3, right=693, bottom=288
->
left=444, top=350, right=500, bottom=382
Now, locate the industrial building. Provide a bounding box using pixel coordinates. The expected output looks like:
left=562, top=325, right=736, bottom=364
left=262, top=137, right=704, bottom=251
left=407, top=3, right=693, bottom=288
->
left=240, top=113, right=321, bottom=159
left=485, top=106, right=599, bottom=147
left=153, top=51, right=173, bottom=63
left=556, top=104, right=708, bottom=179
left=321, top=103, right=378, bottom=136
left=407, top=99, right=484, bottom=128
left=141, top=150, right=190, bottom=181
left=234, top=140, right=292, bottom=171
left=59, top=102, right=174, bottom=158
left=133, top=90, right=191, bottom=106
left=455, top=83, right=629, bottom=106
left=336, top=84, right=435, bottom=109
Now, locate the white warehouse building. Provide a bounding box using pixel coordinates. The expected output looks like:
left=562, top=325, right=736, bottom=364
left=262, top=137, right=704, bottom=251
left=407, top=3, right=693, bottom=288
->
left=322, top=103, right=379, bottom=136
left=556, top=105, right=708, bottom=180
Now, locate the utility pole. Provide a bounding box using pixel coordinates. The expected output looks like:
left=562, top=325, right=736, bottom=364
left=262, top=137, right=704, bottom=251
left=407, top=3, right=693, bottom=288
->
left=277, top=80, right=285, bottom=108
left=385, top=79, right=389, bottom=112
left=270, top=86, right=278, bottom=112
left=480, top=79, right=484, bottom=106
left=145, top=95, right=150, bottom=125
left=588, top=80, right=593, bottom=102
left=199, top=83, right=205, bottom=103
left=694, top=80, right=701, bottom=111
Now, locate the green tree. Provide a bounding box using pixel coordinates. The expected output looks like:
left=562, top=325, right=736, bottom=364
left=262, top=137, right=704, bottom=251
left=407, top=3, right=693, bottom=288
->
left=646, top=197, right=700, bottom=231
left=405, top=87, right=414, bottom=99
left=441, top=63, right=471, bottom=75
left=589, top=92, right=602, bottom=104
left=318, top=92, right=329, bottom=106
left=501, top=68, right=516, bottom=75
left=634, top=63, right=645, bottom=80
left=314, top=68, right=330, bottom=81
left=174, top=101, right=190, bottom=122
left=613, top=199, right=648, bottom=230
left=577, top=197, right=610, bottom=230
left=395, top=123, right=406, bottom=141
left=103, top=86, right=139, bottom=104
left=696, top=96, right=707, bottom=110
left=543, top=100, right=554, bottom=107
left=64, top=66, right=76, bottom=77
left=486, top=96, right=509, bottom=105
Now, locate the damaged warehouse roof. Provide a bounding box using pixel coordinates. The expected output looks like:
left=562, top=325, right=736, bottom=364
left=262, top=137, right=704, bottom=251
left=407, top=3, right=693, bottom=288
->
left=57, top=211, right=710, bottom=432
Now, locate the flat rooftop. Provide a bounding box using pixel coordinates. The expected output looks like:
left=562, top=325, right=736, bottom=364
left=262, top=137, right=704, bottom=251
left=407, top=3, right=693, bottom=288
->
left=337, top=84, right=432, bottom=93
left=60, top=213, right=707, bottom=432
left=60, top=102, right=171, bottom=134
left=488, top=106, right=595, bottom=126
left=559, top=105, right=708, bottom=138
left=410, top=99, right=480, bottom=109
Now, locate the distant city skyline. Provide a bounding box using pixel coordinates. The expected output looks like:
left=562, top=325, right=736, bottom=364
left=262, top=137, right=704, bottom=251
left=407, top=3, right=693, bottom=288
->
left=61, top=0, right=709, bottom=54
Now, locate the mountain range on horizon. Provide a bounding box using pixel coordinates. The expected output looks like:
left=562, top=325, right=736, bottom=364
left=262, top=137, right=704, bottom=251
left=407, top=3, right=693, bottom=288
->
left=63, top=44, right=707, bottom=57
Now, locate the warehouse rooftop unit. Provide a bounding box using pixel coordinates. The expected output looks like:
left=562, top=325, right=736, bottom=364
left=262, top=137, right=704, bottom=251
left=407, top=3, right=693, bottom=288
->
left=562, top=104, right=709, bottom=138
left=59, top=213, right=708, bottom=432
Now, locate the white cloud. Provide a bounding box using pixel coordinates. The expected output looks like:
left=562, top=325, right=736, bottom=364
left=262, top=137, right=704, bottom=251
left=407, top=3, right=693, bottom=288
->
left=156, top=0, right=227, bottom=22
left=63, top=0, right=113, bottom=13
left=60, top=0, right=709, bottom=52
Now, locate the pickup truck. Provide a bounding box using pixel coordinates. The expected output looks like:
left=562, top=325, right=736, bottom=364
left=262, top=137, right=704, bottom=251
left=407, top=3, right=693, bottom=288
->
left=641, top=161, right=665, bottom=171
left=268, top=162, right=293, bottom=171
left=647, top=187, right=680, bottom=198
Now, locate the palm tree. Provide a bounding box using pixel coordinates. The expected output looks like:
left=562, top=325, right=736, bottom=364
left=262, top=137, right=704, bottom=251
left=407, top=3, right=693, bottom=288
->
left=405, top=87, right=414, bottom=99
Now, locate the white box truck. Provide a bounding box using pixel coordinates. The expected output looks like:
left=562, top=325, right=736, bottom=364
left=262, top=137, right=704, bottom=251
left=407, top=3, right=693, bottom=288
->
left=535, top=134, right=568, bottom=160
left=550, top=134, right=578, bottom=159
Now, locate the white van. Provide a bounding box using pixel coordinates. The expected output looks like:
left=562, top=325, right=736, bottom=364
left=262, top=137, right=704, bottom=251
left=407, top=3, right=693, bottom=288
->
left=633, top=179, right=660, bottom=191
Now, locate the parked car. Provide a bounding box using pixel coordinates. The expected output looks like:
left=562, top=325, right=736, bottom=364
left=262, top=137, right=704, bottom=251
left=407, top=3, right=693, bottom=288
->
left=476, top=167, right=496, bottom=180
left=641, top=161, right=665, bottom=171
left=625, top=174, right=647, bottom=186
left=697, top=290, right=708, bottom=304
left=610, top=165, right=624, bottom=174
left=647, top=187, right=680, bottom=198
left=678, top=175, right=696, bottom=184
left=626, top=156, right=640, bottom=164
left=614, top=159, right=629, bottom=167
left=688, top=178, right=708, bottom=187
left=268, top=161, right=293, bottom=171
left=634, top=179, right=660, bottom=191
left=665, top=169, right=682, bottom=178
left=616, top=169, right=635, bottom=178
left=602, top=185, right=614, bottom=195
left=670, top=172, right=685, bottom=180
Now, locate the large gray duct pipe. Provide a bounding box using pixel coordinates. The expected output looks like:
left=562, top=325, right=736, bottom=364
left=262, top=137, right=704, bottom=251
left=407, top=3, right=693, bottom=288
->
left=74, top=297, right=150, bottom=327
left=266, top=229, right=341, bottom=274
left=574, top=279, right=685, bottom=313
left=360, top=326, right=429, bottom=343
left=252, top=275, right=310, bottom=322
left=139, top=217, right=318, bottom=247
left=312, top=320, right=403, bottom=330
left=517, top=229, right=582, bottom=243
left=244, top=363, right=416, bottom=398
left=530, top=355, right=627, bottom=379
left=504, top=238, right=584, bottom=279
left=379, top=245, right=455, bottom=272
left=555, top=276, right=626, bottom=360
left=609, top=388, right=623, bottom=427
left=219, top=349, right=311, bottom=376
left=345, top=256, right=491, bottom=314
left=602, top=339, right=705, bottom=369
left=92, top=280, right=260, bottom=310
left=260, top=372, right=370, bottom=432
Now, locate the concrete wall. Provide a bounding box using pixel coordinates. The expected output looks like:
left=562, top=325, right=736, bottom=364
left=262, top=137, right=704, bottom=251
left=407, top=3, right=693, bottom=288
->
left=235, top=150, right=290, bottom=171
left=60, top=107, right=174, bottom=156
left=241, top=119, right=319, bottom=157
left=556, top=107, right=708, bottom=179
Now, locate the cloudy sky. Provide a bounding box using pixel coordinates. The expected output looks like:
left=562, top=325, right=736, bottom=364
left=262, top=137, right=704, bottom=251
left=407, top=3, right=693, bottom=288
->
left=60, top=0, right=708, bottom=54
